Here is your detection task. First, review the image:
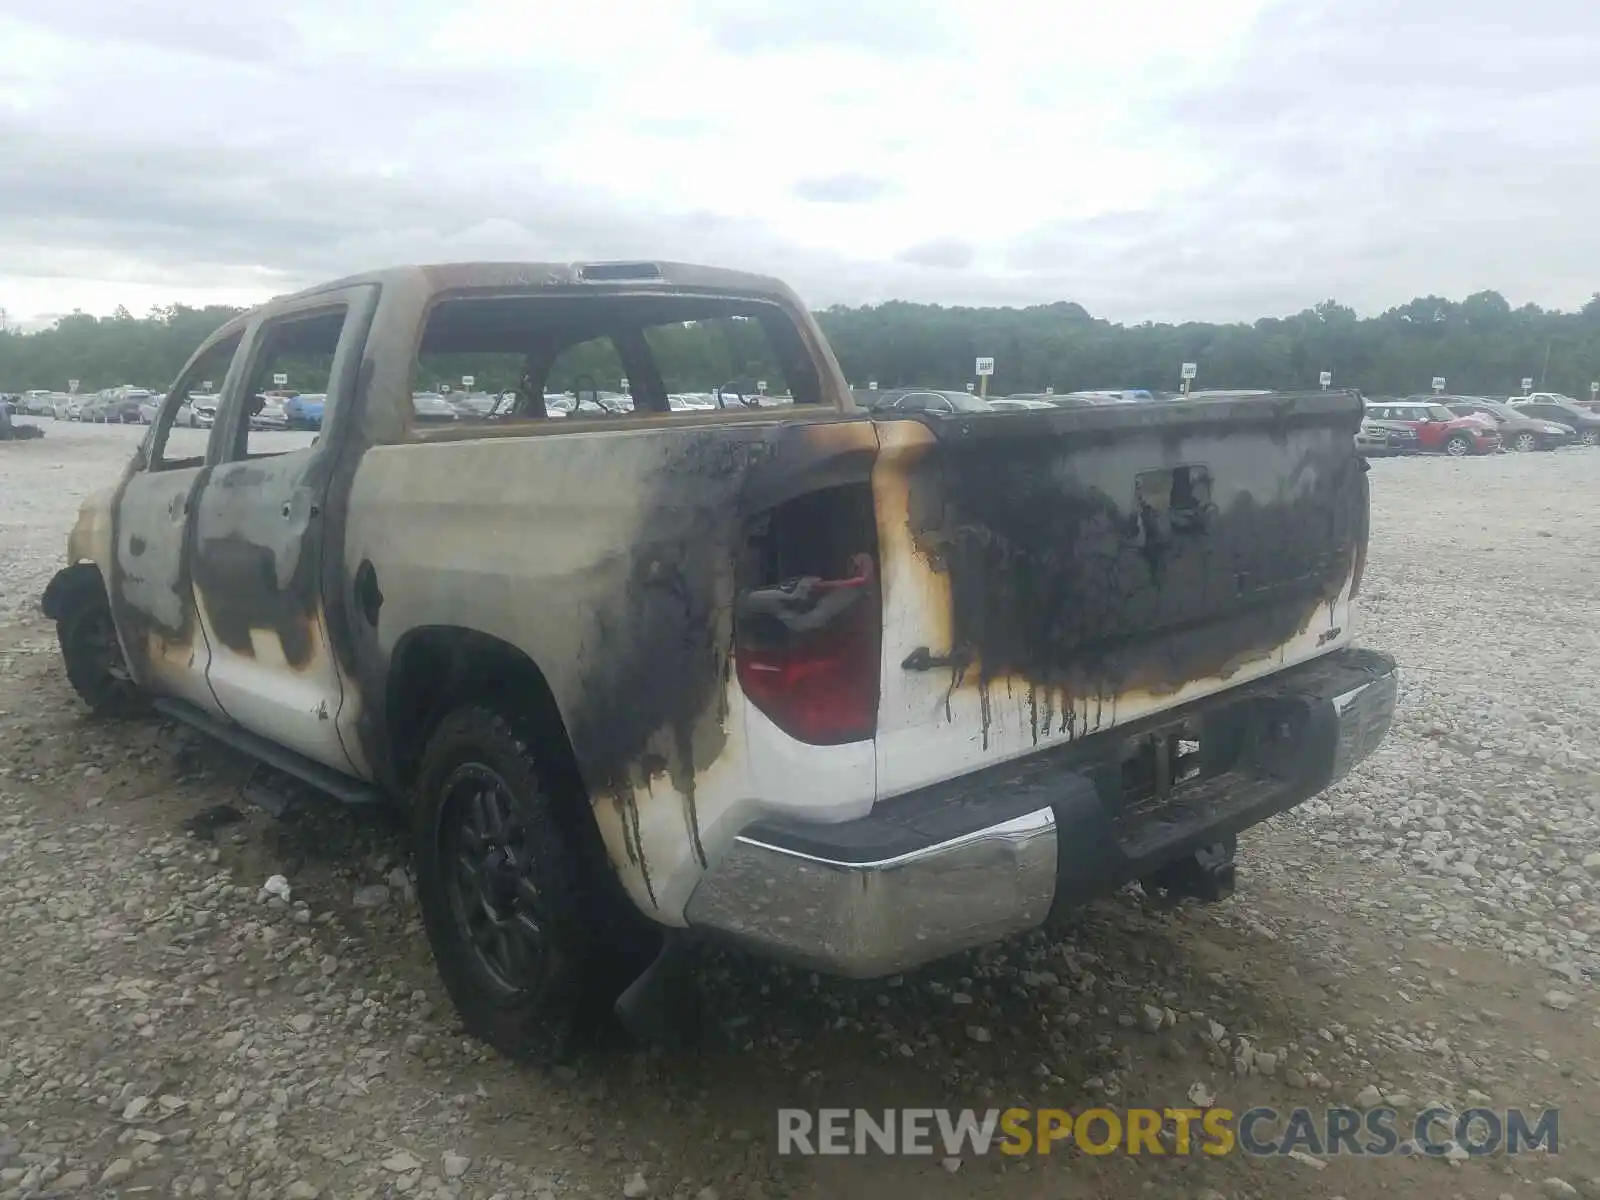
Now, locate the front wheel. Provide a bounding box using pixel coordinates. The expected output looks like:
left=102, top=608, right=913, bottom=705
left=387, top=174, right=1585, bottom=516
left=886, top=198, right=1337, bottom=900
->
left=412, top=707, right=657, bottom=1063
left=1582, top=429, right=1600, bottom=447
left=57, top=595, right=144, bottom=716
left=1444, top=433, right=1474, bottom=456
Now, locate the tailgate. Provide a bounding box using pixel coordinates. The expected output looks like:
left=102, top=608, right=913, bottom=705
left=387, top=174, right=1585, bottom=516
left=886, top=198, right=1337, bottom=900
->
left=869, top=391, right=1369, bottom=799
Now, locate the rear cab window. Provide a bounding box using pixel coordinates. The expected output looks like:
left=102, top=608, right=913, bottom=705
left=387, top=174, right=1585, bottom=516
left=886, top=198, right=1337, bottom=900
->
left=403, top=292, right=824, bottom=438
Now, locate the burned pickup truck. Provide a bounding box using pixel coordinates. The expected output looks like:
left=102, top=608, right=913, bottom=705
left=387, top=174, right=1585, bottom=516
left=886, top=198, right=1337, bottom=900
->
left=43, top=262, right=1397, bottom=1058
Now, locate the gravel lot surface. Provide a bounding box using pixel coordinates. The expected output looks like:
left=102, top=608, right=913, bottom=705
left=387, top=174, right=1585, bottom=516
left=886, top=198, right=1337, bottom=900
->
left=3, top=420, right=1599, bottom=1200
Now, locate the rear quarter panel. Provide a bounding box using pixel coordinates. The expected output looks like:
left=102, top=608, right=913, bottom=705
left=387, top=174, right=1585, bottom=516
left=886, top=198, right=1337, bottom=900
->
left=339, top=416, right=882, bottom=923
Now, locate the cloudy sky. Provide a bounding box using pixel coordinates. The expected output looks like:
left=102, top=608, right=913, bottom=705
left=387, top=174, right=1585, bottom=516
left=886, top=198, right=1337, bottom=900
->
left=2, top=0, right=1596, bottom=327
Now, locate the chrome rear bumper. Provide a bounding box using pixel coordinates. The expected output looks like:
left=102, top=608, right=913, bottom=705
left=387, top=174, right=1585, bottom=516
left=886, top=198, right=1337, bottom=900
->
left=685, top=647, right=1398, bottom=978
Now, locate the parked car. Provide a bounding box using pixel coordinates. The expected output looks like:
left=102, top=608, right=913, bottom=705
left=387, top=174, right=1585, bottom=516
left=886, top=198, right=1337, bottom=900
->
left=1440, top=397, right=1572, bottom=451
left=41, top=259, right=1394, bottom=1061
left=988, top=397, right=1058, bottom=411
left=20, top=390, right=60, bottom=417
left=411, top=392, right=459, bottom=422
left=864, top=388, right=993, bottom=414
left=1355, top=418, right=1420, bottom=455
left=190, top=395, right=220, bottom=428
left=1363, top=400, right=1501, bottom=455
left=75, top=395, right=111, bottom=422
left=285, top=393, right=327, bottom=429
left=249, top=395, right=289, bottom=430
left=60, top=398, right=84, bottom=421
left=140, top=395, right=199, bottom=427
left=1508, top=397, right=1600, bottom=446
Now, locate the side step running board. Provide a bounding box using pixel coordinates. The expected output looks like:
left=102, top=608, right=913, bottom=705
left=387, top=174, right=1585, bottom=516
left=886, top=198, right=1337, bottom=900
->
left=153, top=698, right=384, bottom=807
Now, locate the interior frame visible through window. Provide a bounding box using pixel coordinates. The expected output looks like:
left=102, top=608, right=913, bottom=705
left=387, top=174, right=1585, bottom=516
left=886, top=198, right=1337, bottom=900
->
left=406, top=290, right=826, bottom=436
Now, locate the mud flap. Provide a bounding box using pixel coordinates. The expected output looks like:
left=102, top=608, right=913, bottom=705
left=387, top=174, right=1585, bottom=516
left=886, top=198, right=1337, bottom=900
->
left=612, top=931, right=702, bottom=1050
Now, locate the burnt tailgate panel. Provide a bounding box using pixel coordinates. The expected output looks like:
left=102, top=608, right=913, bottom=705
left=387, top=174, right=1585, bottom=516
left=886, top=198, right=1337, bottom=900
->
left=902, top=391, right=1366, bottom=700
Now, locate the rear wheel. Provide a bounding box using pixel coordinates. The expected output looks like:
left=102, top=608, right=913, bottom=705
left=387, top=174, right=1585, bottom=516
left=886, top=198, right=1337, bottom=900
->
left=412, top=707, right=656, bottom=1063
left=1444, top=433, right=1474, bottom=456
left=1582, top=429, right=1600, bottom=447
left=57, top=595, right=143, bottom=716
left=1511, top=431, right=1538, bottom=452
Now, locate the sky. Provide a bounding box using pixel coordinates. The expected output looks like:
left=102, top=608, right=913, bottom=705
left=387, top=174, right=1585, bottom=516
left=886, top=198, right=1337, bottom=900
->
left=1, top=0, right=1597, bottom=329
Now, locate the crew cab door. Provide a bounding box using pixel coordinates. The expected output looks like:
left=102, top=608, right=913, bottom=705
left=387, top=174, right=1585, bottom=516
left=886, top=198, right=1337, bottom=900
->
left=189, top=287, right=377, bottom=777
left=107, top=331, right=246, bottom=716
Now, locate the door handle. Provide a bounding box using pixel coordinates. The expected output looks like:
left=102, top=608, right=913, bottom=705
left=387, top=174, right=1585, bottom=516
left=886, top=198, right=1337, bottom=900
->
left=902, top=646, right=973, bottom=672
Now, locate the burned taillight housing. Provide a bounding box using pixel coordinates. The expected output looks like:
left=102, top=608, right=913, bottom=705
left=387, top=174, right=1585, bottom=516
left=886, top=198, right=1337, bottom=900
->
left=734, top=560, right=881, bottom=745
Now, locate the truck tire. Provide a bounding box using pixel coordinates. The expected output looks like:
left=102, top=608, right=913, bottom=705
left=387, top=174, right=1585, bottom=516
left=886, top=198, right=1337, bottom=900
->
left=56, top=593, right=144, bottom=716
left=411, top=706, right=653, bottom=1063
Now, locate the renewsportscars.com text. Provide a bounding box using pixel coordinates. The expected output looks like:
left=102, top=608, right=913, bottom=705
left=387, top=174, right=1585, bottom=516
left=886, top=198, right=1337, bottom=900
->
left=777, top=1106, right=1559, bottom=1159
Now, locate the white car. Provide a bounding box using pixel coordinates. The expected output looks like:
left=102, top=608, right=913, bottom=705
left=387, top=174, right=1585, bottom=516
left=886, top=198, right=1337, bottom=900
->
left=140, top=395, right=200, bottom=427
left=251, top=396, right=289, bottom=430
left=987, top=397, right=1057, bottom=411
left=189, top=395, right=220, bottom=428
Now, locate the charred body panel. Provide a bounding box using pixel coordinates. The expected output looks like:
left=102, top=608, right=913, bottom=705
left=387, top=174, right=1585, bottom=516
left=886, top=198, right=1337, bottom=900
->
left=907, top=394, right=1365, bottom=700
left=340, top=415, right=880, bottom=918
left=871, top=392, right=1369, bottom=799
left=191, top=455, right=329, bottom=667
left=102, top=456, right=222, bottom=708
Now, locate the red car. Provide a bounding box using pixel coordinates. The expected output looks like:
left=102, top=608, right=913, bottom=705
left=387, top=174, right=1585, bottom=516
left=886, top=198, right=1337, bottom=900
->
left=1364, top=401, right=1501, bottom=456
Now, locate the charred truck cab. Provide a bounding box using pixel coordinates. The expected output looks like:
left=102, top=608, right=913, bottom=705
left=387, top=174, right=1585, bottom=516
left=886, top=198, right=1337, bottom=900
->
left=44, top=261, right=1397, bottom=1059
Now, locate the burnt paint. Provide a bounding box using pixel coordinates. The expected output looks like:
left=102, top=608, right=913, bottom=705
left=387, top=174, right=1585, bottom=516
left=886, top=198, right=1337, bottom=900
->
left=559, top=422, right=874, bottom=804
left=105, top=459, right=210, bottom=685
left=902, top=401, right=1366, bottom=736
left=190, top=453, right=335, bottom=671
left=191, top=533, right=317, bottom=666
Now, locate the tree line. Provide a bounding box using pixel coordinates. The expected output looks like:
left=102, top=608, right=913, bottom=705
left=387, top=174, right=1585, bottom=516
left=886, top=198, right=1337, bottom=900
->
left=4, top=290, right=1600, bottom=400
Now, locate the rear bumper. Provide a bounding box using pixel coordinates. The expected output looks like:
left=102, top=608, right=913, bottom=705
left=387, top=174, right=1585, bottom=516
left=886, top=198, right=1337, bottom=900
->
left=684, top=647, right=1398, bottom=977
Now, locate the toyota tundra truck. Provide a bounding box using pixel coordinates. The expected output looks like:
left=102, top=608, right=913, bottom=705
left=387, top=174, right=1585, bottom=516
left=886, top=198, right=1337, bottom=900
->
left=42, top=261, right=1398, bottom=1060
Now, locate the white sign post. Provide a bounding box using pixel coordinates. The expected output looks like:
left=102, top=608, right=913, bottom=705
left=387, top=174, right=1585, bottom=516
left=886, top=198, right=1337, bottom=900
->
left=67, top=379, right=79, bottom=394
left=201, top=381, right=214, bottom=392
left=1431, top=376, right=1446, bottom=393
left=619, top=377, right=630, bottom=393
left=1520, top=376, right=1534, bottom=394
left=1180, top=361, right=1197, bottom=397
left=974, top=356, right=995, bottom=399
left=461, top=375, right=475, bottom=389
left=868, top=380, right=878, bottom=391
left=756, top=380, right=768, bottom=395
left=1318, top=370, right=1332, bottom=389
left=1044, top=386, right=1055, bottom=395
left=1591, top=381, right=1599, bottom=398
left=965, top=382, right=974, bottom=393
left=272, top=373, right=288, bottom=388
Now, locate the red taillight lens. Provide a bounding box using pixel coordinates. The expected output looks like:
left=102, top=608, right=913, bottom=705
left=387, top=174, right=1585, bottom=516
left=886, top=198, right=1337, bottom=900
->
left=735, top=560, right=881, bottom=745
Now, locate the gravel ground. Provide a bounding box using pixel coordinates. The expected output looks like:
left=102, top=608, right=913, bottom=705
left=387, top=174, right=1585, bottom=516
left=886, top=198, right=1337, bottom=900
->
left=3, top=420, right=1600, bottom=1200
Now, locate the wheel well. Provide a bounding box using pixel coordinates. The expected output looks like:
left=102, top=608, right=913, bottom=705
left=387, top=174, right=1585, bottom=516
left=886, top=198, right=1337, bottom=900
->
left=385, top=626, right=631, bottom=909
left=40, top=562, right=107, bottom=622
left=386, top=627, right=584, bottom=800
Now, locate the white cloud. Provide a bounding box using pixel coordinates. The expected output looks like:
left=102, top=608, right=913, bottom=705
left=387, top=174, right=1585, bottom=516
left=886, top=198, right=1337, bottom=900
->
left=0, top=0, right=1596, bottom=324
